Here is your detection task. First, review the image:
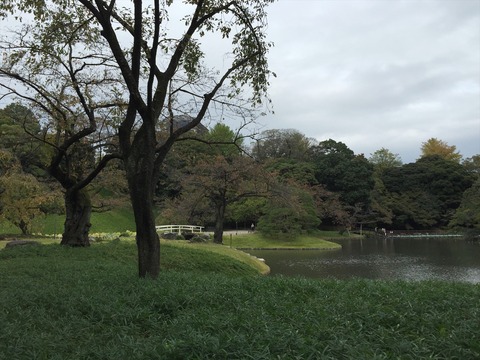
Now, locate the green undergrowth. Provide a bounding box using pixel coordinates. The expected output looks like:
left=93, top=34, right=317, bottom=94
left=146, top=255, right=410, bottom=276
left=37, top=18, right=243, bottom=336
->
left=1, top=241, right=479, bottom=359
left=227, top=232, right=343, bottom=249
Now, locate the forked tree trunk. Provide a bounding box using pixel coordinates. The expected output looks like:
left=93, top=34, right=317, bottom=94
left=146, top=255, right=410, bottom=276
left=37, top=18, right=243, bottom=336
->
left=61, top=188, right=92, bottom=247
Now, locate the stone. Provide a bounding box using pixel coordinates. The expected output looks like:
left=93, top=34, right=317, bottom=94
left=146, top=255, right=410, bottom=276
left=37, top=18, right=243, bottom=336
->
left=5, top=240, right=40, bottom=248
left=161, top=232, right=179, bottom=240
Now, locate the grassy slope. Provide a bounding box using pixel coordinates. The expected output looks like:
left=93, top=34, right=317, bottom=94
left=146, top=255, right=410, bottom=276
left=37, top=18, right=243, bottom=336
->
left=0, top=207, right=136, bottom=235
left=165, top=240, right=270, bottom=275
left=1, top=241, right=479, bottom=359
left=0, top=239, right=265, bottom=276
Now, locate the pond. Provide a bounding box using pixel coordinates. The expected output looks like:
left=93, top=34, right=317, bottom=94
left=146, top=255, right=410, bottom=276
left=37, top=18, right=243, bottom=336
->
left=246, top=237, right=480, bottom=283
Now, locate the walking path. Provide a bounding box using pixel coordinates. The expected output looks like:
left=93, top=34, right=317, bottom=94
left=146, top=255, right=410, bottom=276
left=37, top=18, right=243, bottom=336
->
left=205, top=230, right=251, bottom=235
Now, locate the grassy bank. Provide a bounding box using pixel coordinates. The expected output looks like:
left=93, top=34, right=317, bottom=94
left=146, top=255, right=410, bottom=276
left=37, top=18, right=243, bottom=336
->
left=225, top=231, right=344, bottom=250
left=1, top=241, right=479, bottom=359
left=165, top=240, right=270, bottom=275
left=0, top=239, right=267, bottom=276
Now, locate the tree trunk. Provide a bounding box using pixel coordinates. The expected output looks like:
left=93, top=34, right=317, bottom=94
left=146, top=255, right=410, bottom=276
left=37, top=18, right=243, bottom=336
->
left=213, top=201, right=226, bottom=244
left=131, top=192, right=160, bottom=278
left=61, top=188, right=92, bottom=247
left=126, top=154, right=160, bottom=278
left=15, top=219, right=29, bottom=235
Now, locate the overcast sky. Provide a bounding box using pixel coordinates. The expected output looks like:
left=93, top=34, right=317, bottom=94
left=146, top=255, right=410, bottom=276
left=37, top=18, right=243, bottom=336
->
left=260, top=0, right=480, bottom=163
left=1, top=1, right=478, bottom=163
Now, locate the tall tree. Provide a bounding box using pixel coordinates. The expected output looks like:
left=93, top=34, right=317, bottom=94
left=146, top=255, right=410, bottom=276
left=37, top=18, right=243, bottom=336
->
left=462, top=155, right=480, bottom=178
left=369, top=148, right=402, bottom=171
left=1, top=1, right=273, bottom=277
left=203, top=123, right=245, bottom=158
left=158, top=123, right=258, bottom=242
left=251, top=129, right=316, bottom=162
left=257, top=157, right=327, bottom=237
left=1, top=0, right=126, bottom=247
left=309, top=140, right=375, bottom=230
left=0, top=99, right=119, bottom=247
left=450, top=155, right=480, bottom=231
left=257, top=180, right=320, bottom=238
left=449, top=177, right=480, bottom=230
left=0, top=149, right=56, bottom=234
left=382, top=156, right=474, bottom=228
left=181, top=155, right=267, bottom=243
left=0, top=103, right=50, bottom=176
left=368, top=148, right=402, bottom=227
left=264, top=159, right=317, bottom=186
left=159, top=123, right=267, bottom=244
left=420, top=138, right=462, bottom=163
left=311, top=139, right=374, bottom=209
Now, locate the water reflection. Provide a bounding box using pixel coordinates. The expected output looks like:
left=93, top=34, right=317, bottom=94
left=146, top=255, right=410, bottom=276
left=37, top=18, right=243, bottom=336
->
left=247, top=237, right=480, bottom=283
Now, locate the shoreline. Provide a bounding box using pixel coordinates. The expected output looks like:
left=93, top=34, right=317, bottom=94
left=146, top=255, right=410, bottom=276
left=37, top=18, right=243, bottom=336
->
left=237, top=246, right=341, bottom=251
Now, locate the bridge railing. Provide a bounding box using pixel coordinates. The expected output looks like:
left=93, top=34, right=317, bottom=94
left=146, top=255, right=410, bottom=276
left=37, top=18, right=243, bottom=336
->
left=155, top=225, right=204, bottom=234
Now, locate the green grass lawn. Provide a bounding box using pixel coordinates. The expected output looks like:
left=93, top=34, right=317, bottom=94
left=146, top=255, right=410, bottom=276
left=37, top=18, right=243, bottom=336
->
left=225, top=231, right=343, bottom=250
left=0, top=207, right=136, bottom=236
left=1, top=240, right=479, bottom=359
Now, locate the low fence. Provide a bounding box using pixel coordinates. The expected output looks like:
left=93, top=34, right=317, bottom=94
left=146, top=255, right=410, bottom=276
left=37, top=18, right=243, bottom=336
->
left=155, top=225, right=204, bottom=234
left=388, top=233, right=462, bottom=239
left=366, top=229, right=463, bottom=239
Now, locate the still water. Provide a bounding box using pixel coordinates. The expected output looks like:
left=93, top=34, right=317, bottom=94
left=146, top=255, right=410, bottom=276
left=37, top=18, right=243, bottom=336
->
left=247, top=237, right=480, bottom=283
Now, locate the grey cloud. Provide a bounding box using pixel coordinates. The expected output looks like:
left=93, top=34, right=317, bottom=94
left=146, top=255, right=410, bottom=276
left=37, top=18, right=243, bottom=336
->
left=262, top=0, right=480, bottom=163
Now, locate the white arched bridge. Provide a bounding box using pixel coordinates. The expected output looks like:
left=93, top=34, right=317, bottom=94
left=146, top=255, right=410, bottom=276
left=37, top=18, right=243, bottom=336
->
left=155, top=225, right=204, bottom=234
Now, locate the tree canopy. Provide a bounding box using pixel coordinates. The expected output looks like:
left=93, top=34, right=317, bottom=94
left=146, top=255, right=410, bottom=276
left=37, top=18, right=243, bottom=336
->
left=369, top=148, right=402, bottom=171
left=381, top=155, right=474, bottom=228
left=311, top=139, right=374, bottom=208
left=252, top=129, right=316, bottom=161
left=420, top=138, right=462, bottom=163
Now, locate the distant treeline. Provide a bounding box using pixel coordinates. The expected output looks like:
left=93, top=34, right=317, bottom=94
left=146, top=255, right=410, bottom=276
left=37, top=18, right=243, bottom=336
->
left=1, top=103, right=479, bottom=237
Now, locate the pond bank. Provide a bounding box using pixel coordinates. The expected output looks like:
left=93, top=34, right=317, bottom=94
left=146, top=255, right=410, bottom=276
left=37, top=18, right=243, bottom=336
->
left=237, top=246, right=341, bottom=250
